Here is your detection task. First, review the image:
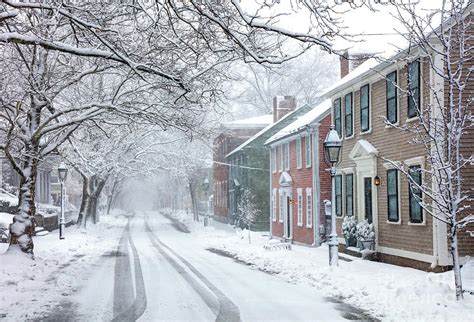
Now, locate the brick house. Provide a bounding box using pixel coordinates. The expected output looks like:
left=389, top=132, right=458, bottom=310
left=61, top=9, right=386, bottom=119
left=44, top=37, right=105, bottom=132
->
left=213, top=115, right=272, bottom=223
left=226, top=96, right=313, bottom=230
left=265, top=99, right=332, bottom=245
left=323, top=11, right=473, bottom=270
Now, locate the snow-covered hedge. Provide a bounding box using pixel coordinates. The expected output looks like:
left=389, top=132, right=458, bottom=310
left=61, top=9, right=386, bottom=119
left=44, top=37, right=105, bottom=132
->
left=342, top=216, right=357, bottom=239
left=356, top=219, right=375, bottom=241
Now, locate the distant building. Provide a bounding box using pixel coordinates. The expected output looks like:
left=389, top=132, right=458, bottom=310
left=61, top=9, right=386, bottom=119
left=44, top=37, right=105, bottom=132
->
left=213, top=115, right=272, bottom=223
left=227, top=96, right=313, bottom=230
left=265, top=99, right=332, bottom=245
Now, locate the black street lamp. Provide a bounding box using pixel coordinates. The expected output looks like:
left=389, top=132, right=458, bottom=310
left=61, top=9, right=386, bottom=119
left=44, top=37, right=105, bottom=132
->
left=323, top=125, right=342, bottom=266
left=57, top=162, right=68, bottom=240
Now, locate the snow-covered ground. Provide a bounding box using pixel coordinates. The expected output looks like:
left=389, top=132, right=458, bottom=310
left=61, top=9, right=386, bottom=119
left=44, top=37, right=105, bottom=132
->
left=0, top=210, right=129, bottom=321
left=164, top=209, right=474, bottom=321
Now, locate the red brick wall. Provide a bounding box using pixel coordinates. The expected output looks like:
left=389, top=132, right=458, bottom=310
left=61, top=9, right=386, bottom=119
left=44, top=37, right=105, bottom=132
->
left=271, top=114, right=332, bottom=245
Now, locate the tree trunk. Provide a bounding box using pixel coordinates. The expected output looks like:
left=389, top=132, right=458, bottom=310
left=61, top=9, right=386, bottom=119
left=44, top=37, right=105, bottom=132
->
left=189, top=180, right=199, bottom=222
left=107, top=179, right=118, bottom=215
left=85, top=178, right=107, bottom=225
left=77, top=176, right=91, bottom=228
left=8, top=155, right=38, bottom=256
left=450, top=226, right=464, bottom=300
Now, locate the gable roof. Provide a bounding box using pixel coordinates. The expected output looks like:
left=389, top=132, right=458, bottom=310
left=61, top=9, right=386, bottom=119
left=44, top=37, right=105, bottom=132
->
left=265, top=99, right=332, bottom=145
left=226, top=104, right=311, bottom=158
left=223, top=114, right=273, bottom=129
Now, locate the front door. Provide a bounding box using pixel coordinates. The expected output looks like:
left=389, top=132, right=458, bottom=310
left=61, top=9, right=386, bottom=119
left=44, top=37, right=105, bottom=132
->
left=364, top=177, right=373, bottom=223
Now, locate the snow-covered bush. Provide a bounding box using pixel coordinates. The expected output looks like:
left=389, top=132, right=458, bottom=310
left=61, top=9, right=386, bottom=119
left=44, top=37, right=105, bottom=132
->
left=356, top=219, right=375, bottom=241
left=342, top=216, right=357, bottom=239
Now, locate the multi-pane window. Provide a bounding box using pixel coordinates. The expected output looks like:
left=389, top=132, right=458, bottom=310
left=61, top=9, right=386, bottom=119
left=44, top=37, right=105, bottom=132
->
left=272, top=189, right=277, bottom=221
left=344, top=93, right=353, bottom=137
left=334, top=98, right=342, bottom=137
left=409, top=165, right=423, bottom=223
left=360, top=85, right=370, bottom=132
left=271, top=148, right=276, bottom=173
left=345, top=174, right=353, bottom=216
left=335, top=175, right=342, bottom=217
left=279, top=145, right=283, bottom=172
left=305, top=135, right=311, bottom=167
left=386, top=71, right=398, bottom=124
left=387, top=169, right=399, bottom=222
left=297, top=189, right=303, bottom=226
left=296, top=137, right=302, bottom=169
left=285, top=142, right=290, bottom=170
left=279, top=191, right=284, bottom=223
left=306, top=189, right=313, bottom=227
left=407, top=60, right=420, bottom=118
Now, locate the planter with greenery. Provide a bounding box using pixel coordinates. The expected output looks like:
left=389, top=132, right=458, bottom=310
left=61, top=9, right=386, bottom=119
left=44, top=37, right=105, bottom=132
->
left=356, top=219, right=375, bottom=251
left=342, top=215, right=357, bottom=247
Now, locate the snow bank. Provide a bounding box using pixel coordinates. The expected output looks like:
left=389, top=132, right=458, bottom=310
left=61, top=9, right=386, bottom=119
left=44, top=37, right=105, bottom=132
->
left=0, top=214, right=128, bottom=321
left=0, top=212, right=14, bottom=229
left=0, top=190, right=18, bottom=206
left=160, top=209, right=474, bottom=321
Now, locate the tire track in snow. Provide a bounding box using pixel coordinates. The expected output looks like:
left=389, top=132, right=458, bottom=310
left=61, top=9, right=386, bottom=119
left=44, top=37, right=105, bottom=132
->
left=112, top=216, right=147, bottom=321
left=145, top=218, right=241, bottom=322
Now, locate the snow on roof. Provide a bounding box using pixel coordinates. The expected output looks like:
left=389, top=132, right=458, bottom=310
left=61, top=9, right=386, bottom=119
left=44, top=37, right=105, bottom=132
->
left=226, top=105, right=309, bottom=158
left=223, top=114, right=273, bottom=129
left=266, top=99, right=332, bottom=145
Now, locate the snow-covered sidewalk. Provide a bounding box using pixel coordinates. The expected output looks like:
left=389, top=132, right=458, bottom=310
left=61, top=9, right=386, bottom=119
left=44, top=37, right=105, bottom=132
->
left=163, top=209, right=474, bottom=321
left=0, top=211, right=129, bottom=321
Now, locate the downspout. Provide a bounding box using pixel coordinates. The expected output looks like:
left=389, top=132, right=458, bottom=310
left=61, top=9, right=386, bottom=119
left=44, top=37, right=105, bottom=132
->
left=311, top=125, right=321, bottom=247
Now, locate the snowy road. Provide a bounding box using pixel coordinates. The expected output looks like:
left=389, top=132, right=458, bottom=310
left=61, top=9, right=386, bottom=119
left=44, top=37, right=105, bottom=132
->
left=45, top=212, right=369, bottom=321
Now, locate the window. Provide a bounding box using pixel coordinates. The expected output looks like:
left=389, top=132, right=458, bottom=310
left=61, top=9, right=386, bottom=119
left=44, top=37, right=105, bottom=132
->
left=279, top=145, right=283, bottom=172
left=360, top=85, right=370, bottom=132
left=335, top=175, right=342, bottom=217
left=271, top=148, right=276, bottom=173
left=285, top=142, right=290, bottom=170
left=296, top=137, right=302, bottom=169
left=387, top=169, right=399, bottom=222
left=279, top=191, right=284, bottom=223
left=305, top=135, right=311, bottom=168
left=344, top=93, right=353, bottom=137
left=345, top=174, right=353, bottom=216
left=306, top=189, right=313, bottom=227
left=409, top=165, right=423, bottom=223
left=272, top=189, right=277, bottom=221
left=297, top=189, right=303, bottom=226
left=334, top=98, right=342, bottom=137
left=386, top=71, right=398, bottom=124
left=407, top=60, right=420, bottom=118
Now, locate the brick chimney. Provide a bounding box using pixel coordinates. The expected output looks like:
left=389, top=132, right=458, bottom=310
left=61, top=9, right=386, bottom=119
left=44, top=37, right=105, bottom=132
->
left=340, top=51, right=372, bottom=79
left=340, top=51, right=349, bottom=79
left=273, top=96, right=296, bottom=123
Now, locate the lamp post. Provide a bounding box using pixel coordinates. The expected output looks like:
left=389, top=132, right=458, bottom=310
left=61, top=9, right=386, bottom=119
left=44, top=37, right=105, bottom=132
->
left=57, top=162, right=68, bottom=240
left=323, top=125, right=342, bottom=266
left=203, top=177, right=210, bottom=226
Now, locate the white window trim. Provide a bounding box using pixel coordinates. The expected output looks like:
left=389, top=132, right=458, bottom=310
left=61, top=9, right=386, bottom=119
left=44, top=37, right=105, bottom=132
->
left=333, top=97, right=343, bottom=138
left=404, top=156, right=426, bottom=225
left=386, top=168, right=402, bottom=225
left=296, top=137, right=302, bottom=169
left=272, top=189, right=277, bottom=222
left=306, top=188, right=313, bottom=228
left=278, top=190, right=284, bottom=223
left=343, top=91, right=355, bottom=140
left=305, top=135, right=312, bottom=168
left=406, top=59, right=424, bottom=123
left=385, top=68, right=400, bottom=128
left=279, top=145, right=284, bottom=172
left=297, top=188, right=303, bottom=226
left=359, top=83, right=372, bottom=135
left=285, top=142, right=290, bottom=171
left=271, top=148, right=277, bottom=173
left=335, top=172, right=344, bottom=218
left=344, top=172, right=355, bottom=217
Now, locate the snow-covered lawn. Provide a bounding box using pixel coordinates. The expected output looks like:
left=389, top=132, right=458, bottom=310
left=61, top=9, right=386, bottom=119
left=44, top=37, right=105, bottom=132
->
left=0, top=211, right=129, bottom=321
left=163, top=209, right=474, bottom=321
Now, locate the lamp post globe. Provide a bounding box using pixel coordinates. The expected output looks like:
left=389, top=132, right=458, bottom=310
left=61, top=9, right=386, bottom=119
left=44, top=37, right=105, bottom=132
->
left=323, top=125, right=342, bottom=267
left=57, top=162, right=68, bottom=240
